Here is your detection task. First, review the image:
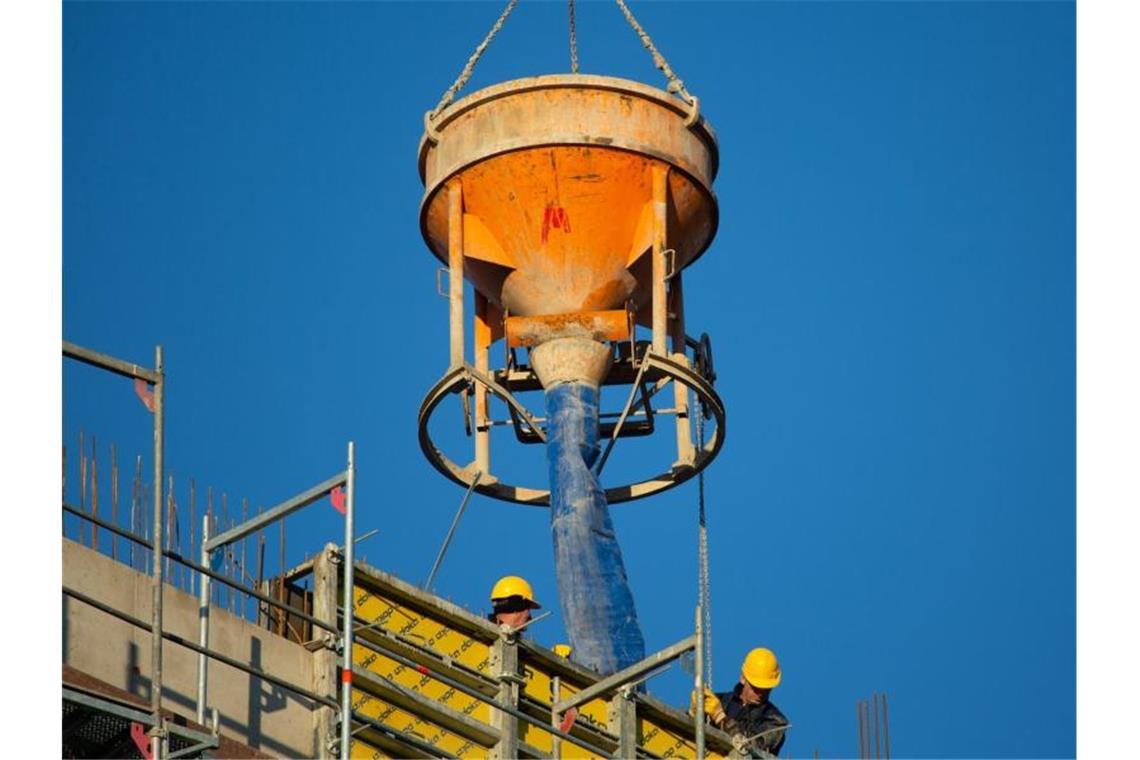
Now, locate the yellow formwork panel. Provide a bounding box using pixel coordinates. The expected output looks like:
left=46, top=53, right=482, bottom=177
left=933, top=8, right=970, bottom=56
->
left=637, top=716, right=724, bottom=760
left=351, top=688, right=488, bottom=758
left=354, top=586, right=494, bottom=675
left=348, top=580, right=726, bottom=759
left=516, top=662, right=611, bottom=758
left=352, top=643, right=492, bottom=726
left=348, top=737, right=389, bottom=760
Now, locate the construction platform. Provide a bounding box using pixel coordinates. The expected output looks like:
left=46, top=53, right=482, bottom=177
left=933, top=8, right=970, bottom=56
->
left=63, top=536, right=737, bottom=758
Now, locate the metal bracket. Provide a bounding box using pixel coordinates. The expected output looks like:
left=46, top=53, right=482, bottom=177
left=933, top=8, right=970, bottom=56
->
left=683, top=95, right=701, bottom=129
left=423, top=110, right=442, bottom=145
left=662, top=248, right=679, bottom=281
left=436, top=267, right=450, bottom=298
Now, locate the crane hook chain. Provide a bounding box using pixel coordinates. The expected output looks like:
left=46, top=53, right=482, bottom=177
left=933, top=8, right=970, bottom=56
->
left=426, top=0, right=519, bottom=131
left=613, top=0, right=700, bottom=125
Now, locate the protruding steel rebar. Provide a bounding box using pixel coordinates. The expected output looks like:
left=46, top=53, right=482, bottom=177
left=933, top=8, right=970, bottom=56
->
left=80, top=431, right=87, bottom=546
left=111, top=444, right=119, bottom=561
left=873, top=691, right=881, bottom=759
left=882, top=692, right=892, bottom=760
left=857, top=700, right=865, bottom=760
left=91, top=435, right=99, bottom=552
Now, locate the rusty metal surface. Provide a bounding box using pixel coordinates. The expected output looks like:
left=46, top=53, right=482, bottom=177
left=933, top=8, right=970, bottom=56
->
left=505, top=310, right=630, bottom=348
left=418, top=75, right=719, bottom=317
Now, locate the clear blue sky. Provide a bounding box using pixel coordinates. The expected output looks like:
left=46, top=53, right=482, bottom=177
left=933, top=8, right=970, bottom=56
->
left=62, top=1, right=1075, bottom=757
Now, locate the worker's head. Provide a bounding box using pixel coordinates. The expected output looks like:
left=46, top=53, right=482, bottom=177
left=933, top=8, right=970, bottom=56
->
left=739, top=647, right=781, bottom=704
left=489, top=575, right=541, bottom=628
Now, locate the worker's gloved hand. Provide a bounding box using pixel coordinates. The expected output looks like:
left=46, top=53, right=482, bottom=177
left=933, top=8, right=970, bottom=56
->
left=688, top=687, right=725, bottom=725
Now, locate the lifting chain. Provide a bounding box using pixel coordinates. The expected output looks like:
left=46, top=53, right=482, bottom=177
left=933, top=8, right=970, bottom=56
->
left=695, top=384, right=713, bottom=686
left=569, top=0, right=580, bottom=73
left=613, top=0, right=700, bottom=119
left=426, top=0, right=519, bottom=129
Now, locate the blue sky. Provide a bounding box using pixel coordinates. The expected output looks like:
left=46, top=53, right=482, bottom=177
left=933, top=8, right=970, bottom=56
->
left=62, top=2, right=1075, bottom=757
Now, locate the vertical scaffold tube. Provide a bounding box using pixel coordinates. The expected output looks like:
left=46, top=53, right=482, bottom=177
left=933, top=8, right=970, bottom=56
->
left=546, top=381, right=646, bottom=675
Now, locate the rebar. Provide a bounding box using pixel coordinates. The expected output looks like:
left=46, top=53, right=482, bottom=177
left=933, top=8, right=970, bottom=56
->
left=91, top=435, right=99, bottom=552
left=881, top=692, right=891, bottom=760
left=873, top=691, right=881, bottom=759
left=111, top=443, right=118, bottom=561
left=80, top=431, right=87, bottom=546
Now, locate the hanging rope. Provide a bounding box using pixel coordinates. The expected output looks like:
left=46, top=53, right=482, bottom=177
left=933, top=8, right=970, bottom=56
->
left=613, top=0, right=697, bottom=106
left=569, top=0, right=580, bottom=73
left=696, top=392, right=713, bottom=685
left=428, top=0, right=519, bottom=121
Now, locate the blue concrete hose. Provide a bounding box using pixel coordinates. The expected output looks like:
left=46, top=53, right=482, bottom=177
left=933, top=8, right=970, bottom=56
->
left=545, top=381, right=646, bottom=675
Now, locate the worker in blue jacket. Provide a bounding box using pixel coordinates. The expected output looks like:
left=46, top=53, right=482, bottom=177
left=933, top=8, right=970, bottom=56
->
left=692, top=647, right=790, bottom=757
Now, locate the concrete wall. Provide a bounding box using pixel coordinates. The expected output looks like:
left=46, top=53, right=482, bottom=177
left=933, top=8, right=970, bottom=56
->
left=62, top=539, right=325, bottom=758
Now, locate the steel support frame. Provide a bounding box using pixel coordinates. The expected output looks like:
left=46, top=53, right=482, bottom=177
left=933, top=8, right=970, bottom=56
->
left=62, top=687, right=219, bottom=756
left=192, top=458, right=353, bottom=734
left=553, top=635, right=696, bottom=715
left=63, top=340, right=166, bottom=757
left=490, top=635, right=521, bottom=759
left=418, top=351, right=724, bottom=506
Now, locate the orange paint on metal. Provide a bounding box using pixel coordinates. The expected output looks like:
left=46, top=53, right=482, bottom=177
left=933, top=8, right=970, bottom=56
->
left=418, top=75, right=719, bottom=321
left=463, top=212, right=515, bottom=269
left=505, top=310, right=631, bottom=348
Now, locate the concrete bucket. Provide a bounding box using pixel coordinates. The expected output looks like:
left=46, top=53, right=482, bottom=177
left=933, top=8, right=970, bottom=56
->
left=418, top=75, right=722, bottom=675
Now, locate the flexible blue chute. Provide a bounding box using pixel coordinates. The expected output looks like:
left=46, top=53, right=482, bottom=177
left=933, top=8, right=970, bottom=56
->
left=546, top=381, right=646, bottom=674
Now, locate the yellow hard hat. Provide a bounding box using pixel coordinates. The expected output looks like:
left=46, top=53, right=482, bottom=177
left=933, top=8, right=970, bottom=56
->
left=553, top=644, right=572, bottom=658
left=741, top=648, right=781, bottom=689
left=490, top=575, right=541, bottom=609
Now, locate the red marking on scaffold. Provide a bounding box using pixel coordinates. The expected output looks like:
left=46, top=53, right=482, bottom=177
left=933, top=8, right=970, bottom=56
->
left=415, top=665, right=430, bottom=676
left=342, top=668, right=353, bottom=684
left=541, top=205, right=571, bottom=244
left=130, top=722, right=153, bottom=760
left=330, top=486, right=346, bottom=515
left=560, top=707, right=578, bottom=733
left=134, top=379, right=155, bottom=413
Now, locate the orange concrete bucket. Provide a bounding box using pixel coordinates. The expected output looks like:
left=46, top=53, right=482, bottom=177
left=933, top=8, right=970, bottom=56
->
left=418, top=74, right=719, bottom=324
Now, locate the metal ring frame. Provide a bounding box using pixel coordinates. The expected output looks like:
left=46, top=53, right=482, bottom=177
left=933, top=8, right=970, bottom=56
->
left=417, top=350, right=725, bottom=506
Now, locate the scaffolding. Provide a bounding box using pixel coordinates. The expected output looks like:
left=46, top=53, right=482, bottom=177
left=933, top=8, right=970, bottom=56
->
left=61, top=340, right=736, bottom=759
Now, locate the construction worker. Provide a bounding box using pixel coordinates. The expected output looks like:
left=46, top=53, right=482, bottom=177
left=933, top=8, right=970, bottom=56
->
left=487, top=575, right=541, bottom=630
left=691, top=647, right=790, bottom=758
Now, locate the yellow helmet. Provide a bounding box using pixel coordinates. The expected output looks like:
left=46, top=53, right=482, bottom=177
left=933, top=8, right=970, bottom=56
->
left=490, top=575, right=541, bottom=609
left=741, top=647, right=782, bottom=689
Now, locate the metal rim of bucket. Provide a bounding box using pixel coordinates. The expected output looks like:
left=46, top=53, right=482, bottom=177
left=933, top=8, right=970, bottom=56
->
left=417, top=73, right=719, bottom=181
left=417, top=351, right=726, bottom=507
left=415, top=72, right=722, bottom=302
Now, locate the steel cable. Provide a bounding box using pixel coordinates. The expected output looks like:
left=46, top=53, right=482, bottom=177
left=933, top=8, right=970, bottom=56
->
left=429, top=0, right=519, bottom=120
left=613, top=0, right=696, bottom=105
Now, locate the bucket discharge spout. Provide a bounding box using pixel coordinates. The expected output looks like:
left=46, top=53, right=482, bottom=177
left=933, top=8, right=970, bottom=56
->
left=534, top=336, right=646, bottom=675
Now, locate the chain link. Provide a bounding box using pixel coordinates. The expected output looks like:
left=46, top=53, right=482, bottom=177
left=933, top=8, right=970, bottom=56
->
left=613, top=0, right=696, bottom=105
left=569, top=0, right=580, bottom=73
left=428, top=0, right=519, bottom=121
left=696, top=392, right=712, bottom=685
